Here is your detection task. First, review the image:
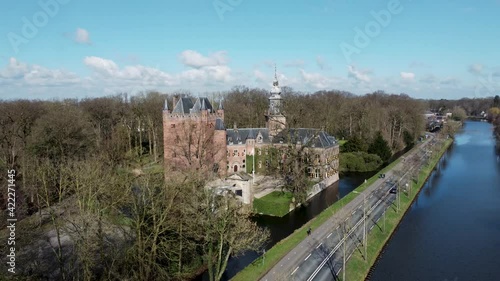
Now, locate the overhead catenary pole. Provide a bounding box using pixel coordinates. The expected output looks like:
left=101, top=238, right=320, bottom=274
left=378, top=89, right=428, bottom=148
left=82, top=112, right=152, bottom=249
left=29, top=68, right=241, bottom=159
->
left=353, top=190, right=367, bottom=261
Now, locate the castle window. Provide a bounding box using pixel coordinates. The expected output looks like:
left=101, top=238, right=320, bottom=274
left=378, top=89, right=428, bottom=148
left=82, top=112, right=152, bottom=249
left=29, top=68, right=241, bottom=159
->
left=258, top=161, right=262, bottom=169
left=315, top=168, right=320, bottom=179
left=172, top=152, right=176, bottom=158
left=233, top=150, right=238, bottom=156
left=170, top=124, right=175, bottom=128
left=258, top=149, right=262, bottom=156
left=243, top=159, right=245, bottom=163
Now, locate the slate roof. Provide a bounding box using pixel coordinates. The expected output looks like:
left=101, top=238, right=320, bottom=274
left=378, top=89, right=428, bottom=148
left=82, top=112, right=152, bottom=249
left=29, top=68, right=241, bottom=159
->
left=171, top=97, right=214, bottom=114
left=172, top=98, right=194, bottom=114
left=191, top=97, right=213, bottom=113
left=272, top=128, right=338, bottom=148
left=226, top=128, right=270, bottom=145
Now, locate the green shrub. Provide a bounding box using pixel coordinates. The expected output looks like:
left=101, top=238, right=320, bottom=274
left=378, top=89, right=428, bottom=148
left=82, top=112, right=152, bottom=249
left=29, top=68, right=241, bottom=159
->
left=340, top=152, right=383, bottom=172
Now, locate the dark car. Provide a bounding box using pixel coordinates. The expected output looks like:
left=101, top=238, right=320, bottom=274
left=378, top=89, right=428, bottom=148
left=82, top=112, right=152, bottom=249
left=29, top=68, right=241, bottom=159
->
left=390, top=187, right=397, bottom=194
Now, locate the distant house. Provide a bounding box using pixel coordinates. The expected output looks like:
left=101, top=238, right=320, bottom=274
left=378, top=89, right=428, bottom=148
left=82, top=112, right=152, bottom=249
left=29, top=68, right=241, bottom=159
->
left=424, top=111, right=436, bottom=121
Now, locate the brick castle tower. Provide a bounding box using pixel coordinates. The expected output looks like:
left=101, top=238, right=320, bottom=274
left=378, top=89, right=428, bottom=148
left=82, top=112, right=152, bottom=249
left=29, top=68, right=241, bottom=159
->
left=163, top=97, right=226, bottom=175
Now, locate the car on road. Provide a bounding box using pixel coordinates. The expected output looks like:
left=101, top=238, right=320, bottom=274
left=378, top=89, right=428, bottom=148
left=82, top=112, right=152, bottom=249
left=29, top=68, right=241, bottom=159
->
left=390, top=187, right=397, bottom=194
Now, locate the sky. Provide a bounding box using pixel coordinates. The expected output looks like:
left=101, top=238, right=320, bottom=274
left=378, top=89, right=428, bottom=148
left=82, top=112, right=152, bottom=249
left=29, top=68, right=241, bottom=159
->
left=1, top=0, right=500, bottom=100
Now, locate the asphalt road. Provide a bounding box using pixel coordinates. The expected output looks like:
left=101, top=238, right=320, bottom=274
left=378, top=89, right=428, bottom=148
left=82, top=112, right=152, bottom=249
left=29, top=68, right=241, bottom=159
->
left=292, top=182, right=396, bottom=281
left=261, top=136, right=433, bottom=281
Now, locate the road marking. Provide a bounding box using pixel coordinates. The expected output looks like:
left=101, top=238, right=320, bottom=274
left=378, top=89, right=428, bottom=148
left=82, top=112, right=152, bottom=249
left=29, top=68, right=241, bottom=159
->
left=316, top=243, right=322, bottom=249
left=351, top=210, right=356, bottom=215
left=327, top=233, right=332, bottom=238
left=305, top=253, right=312, bottom=261
left=370, top=225, right=374, bottom=230
left=307, top=218, right=364, bottom=281
left=291, top=266, right=299, bottom=275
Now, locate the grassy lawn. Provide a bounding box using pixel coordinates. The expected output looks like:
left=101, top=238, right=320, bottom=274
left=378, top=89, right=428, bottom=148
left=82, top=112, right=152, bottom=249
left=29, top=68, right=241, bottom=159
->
left=253, top=191, right=293, bottom=217
left=338, top=140, right=348, bottom=146
left=231, top=141, right=430, bottom=281
left=344, top=138, right=453, bottom=281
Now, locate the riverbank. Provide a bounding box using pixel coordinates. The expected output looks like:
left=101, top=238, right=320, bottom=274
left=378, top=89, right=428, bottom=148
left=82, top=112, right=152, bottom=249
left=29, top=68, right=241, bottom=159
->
left=344, top=138, right=453, bottom=281
left=231, top=141, right=423, bottom=280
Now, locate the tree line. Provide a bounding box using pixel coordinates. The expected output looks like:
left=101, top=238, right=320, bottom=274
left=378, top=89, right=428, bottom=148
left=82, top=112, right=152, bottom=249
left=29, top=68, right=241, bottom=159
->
left=0, top=93, right=268, bottom=281
left=2, top=87, right=482, bottom=280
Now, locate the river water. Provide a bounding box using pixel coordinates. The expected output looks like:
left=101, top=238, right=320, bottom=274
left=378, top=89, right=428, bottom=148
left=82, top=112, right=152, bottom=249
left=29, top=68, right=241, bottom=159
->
left=370, top=121, right=500, bottom=281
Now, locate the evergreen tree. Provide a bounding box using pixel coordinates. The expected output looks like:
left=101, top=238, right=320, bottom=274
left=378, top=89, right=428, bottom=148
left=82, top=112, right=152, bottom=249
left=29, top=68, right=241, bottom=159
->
left=368, top=132, right=392, bottom=163
left=342, top=135, right=367, bottom=152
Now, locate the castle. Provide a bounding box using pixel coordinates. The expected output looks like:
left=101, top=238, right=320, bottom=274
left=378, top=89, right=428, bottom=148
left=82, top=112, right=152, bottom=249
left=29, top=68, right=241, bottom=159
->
left=162, top=72, right=340, bottom=183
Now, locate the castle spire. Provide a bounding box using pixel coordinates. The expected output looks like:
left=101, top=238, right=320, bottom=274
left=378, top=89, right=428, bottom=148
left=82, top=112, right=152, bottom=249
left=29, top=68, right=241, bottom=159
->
left=218, top=97, right=224, bottom=110
left=164, top=99, right=169, bottom=111
left=273, top=63, right=279, bottom=87
left=271, top=64, right=281, bottom=95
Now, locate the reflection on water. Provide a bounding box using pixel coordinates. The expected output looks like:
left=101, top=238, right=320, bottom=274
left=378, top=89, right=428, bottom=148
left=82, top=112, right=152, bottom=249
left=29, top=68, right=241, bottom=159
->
left=371, top=121, right=500, bottom=281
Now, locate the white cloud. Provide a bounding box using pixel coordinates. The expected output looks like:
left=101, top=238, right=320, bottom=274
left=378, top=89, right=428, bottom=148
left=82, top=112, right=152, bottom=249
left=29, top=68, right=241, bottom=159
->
left=0, top=54, right=476, bottom=100
left=347, top=65, right=371, bottom=83
left=300, top=69, right=337, bottom=89
left=180, top=65, right=232, bottom=83
left=74, top=28, right=91, bottom=45
left=316, top=56, right=331, bottom=70
left=84, top=56, right=119, bottom=76
left=254, top=70, right=267, bottom=83
left=0, top=57, right=80, bottom=86
left=468, top=63, right=483, bottom=75
left=179, top=50, right=228, bottom=68
left=400, top=72, right=415, bottom=81
left=83, top=56, right=177, bottom=84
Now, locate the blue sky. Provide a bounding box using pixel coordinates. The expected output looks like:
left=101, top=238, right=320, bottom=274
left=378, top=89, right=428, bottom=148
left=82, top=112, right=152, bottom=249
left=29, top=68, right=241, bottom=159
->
left=1, top=0, right=500, bottom=100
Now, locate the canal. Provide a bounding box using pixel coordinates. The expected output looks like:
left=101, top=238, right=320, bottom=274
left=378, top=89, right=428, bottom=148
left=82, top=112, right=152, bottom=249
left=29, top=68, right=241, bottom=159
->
left=370, top=121, right=500, bottom=281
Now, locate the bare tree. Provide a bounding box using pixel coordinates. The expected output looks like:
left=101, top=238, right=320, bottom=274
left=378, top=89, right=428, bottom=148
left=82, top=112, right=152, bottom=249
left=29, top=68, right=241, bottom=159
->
left=187, top=188, right=269, bottom=281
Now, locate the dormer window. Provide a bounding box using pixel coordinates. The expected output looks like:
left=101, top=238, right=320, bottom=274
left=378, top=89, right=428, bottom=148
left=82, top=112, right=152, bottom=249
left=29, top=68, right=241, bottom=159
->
left=257, top=135, right=263, bottom=143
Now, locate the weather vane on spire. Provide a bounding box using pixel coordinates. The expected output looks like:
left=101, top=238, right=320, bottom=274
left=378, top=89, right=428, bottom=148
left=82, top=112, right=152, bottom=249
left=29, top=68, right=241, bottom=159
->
left=273, top=63, right=279, bottom=87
